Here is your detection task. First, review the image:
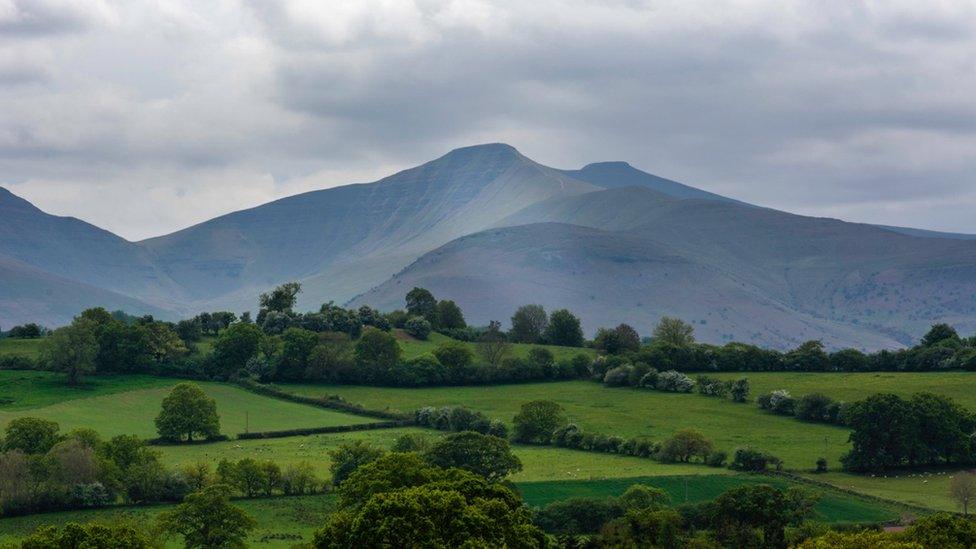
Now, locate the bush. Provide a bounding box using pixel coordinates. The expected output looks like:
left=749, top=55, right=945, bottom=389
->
left=729, top=448, right=782, bottom=472
left=758, top=389, right=796, bottom=415
left=0, top=355, right=37, bottom=370
left=431, top=341, right=473, bottom=372
left=655, top=370, right=695, bottom=392
left=705, top=450, right=728, bottom=467
left=795, top=393, right=836, bottom=422
left=730, top=378, right=750, bottom=402
left=815, top=457, right=828, bottom=473
left=404, top=316, right=432, bottom=340
left=637, top=368, right=659, bottom=388
left=657, top=429, right=713, bottom=463
left=603, top=365, right=633, bottom=386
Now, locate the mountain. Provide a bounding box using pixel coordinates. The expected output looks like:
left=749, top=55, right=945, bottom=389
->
left=354, top=186, right=976, bottom=350
left=3, top=143, right=975, bottom=349
left=140, top=144, right=598, bottom=313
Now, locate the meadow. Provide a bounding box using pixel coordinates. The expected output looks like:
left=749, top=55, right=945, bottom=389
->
left=279, top=380, right=852, bottom=469
left=0, top=337, right=42, bottom=358
left=0, top=374, right=373, bottom=438
left=395, top=330, right=597, bottom=362
left=710, top=371, right=976, bottom=408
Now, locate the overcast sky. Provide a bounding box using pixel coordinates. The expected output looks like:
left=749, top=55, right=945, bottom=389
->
left=1, top=0, right=974, bottom=240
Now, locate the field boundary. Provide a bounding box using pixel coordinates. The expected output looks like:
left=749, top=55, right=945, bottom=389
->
left=236, top=379, right=413, bottom=421
left=237, top=420, right=413, bottom=439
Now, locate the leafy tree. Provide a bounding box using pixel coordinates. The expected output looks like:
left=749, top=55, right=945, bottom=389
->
left=619, top=484, right=670, bottom=511
left=142, top=321, right=188, bottom=363
left=796, top=530, right=917, bottom=548
left=905, top=512, right=976, bottom=548
left=513, top=400, right=567, bottom=443
left=432, top=340, right=473, bottom=373
left=829, top=348, right=869, bottom=372
left=600, top=508, right=685, bottom=548
left=276, top=327, right=319, bottom=380
left=510, top=304, right=548, bottom=344
left=3, top=417, right=60, bottom=454
left=435, top=300, right=466, bottom=330
left=405, top=287, right=437, bottom=324
left=305, top=332, right=355, bottom=382
left=950, top=471, right=976, bottom=515
left=96, top=321, right=153, bottom=373
left=543, top=309, right=584, bottom=347
left=477, top=320, right=511, bottom=368
left=795, top=393, right=836, bottom=422
left=595, top=324, right=641, bottom=354
left=841, top=393, right=919, bottom=472
left=329, top=441, right=385, bottom=486
left=257, top=281, right=302, bottom=324
left=211, top=322, right=264, bottom=377
left=424, top=431, right=523, bottom=482
left=157, top=485, right=255, bottom=548
left=922, top=323, right=961, bottom=347
left=651, top=317, right=695, bottom=347
left=730, top=378, right=750, bottom=402
left=785, top=340, right=830, bottom=371
left=154, top=383, right=221, bottom=442
left=729, top=448, right=783, bottom=472
left=40, top=318, right=98, bottom=385
left=404, top=316, right=432, bottom=340
left=657, top=429, right=713, bottom=463
left=8, top=323, right=43, bottom=338
left=354, top=329, right=401, bottom=373
left=708, top=484, right=817, bottom=549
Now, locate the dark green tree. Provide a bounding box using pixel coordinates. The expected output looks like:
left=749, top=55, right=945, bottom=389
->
left=328, top=441, right=385, bottom=486
left=40, top=318, right=98, bottom=385
left=543, top=309, right=584, bottom=347
left=424, top=431, right=522, bottom=482
left=276, top=328, right=319, bottom=380
left=354, top=329, right=401, bottom=375
left=3, top=417, right=60, bottom=454
left=509, top=304, right=548, bottom=344
left=512, top=400, right=567, bottom=443
left=211, top=322, right=264, bottom=377
left=921, top=323, right=961, bottom=347
left=842, top=393, right=916, bottom=472
left=405, top=287, right=437, bottom=324
left=435, top=300, right=466, bottom=330
left=157, top=485, right=255, bottom=548
left=154, top=383, right=221, bottom=442
left=257, top=282, right=302, bottom=324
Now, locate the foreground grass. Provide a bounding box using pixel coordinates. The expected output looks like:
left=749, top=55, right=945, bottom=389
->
left=0, top=494, right=336, bottom=547
left=281, top=381, right=851, bottom=469
left=396, top=330, right=596, bottom=362
left=0, top=337, right=42, bottom=358
left=711, top=371, right=976, bottom=409
left=0, top=380, right=373, bottom=438
left=519, top=474, right=901, bottom=524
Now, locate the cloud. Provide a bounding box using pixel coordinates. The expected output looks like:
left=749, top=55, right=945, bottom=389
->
left=0, top=0, right=974, bottom=239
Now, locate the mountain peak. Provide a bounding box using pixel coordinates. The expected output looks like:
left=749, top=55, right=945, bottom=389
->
left=580, top=161, right=634, bottom=171
left=441, top=142, right=521, bottom=160
left=0, top=186, right=41, bottom=213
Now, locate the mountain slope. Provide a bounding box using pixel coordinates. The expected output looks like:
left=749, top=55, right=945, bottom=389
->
left=355, top=187, right=976, bottom=349
left=142, top=143, right=598, bottom=312
left=560, top=162, right=745, bottom=204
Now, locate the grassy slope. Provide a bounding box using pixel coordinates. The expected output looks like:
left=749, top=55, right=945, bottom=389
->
left=0, top=337, right=42, bottom=358
left=0, top=494, right=337, bottom=548
left=518, top=475, right=900, bottom=524
left=396, top=330, right=596, bottom=362
left=711, top=371, right=976, bottom=408
left=0, top=379, right=372, bottom=438
left=0, top=371, right=176, bottom=410
left=805, top=471, right=961, bottom=513
left=280, top=381, right=850, bottom=469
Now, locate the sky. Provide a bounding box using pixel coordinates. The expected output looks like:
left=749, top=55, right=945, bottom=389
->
left=1, top=0, right=974, bottom=240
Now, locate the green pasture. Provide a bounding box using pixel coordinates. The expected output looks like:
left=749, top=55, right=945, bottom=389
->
left=711, top=371, right=976, bottom=409
left=0, top=380, right=372, bottom=438
left=0, top=371, right=177, bottom=411
left=0, top=494, right=337, bottom=548
left=280, top=380, right=851, bottom=469
left=395, top=330, right=596, bottom=362
left=518, top=474, right=900, bottom=524
left=0, top=337, right=42, bottom=358
left=807, top=470, right=965, bottom=513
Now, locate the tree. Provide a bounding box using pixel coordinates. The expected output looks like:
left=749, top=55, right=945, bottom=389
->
left=154, top=383, right=221, bottom=442
left=842, top=393, right=916, bottom=472
left=543, top=309, right=584, bottom=347
left=905, top=512, right=976, bottom=548
left=657, top=429, right=713, bottom=463
left=305, top=333, right=355, bottom=382
left=651, top=317, right=695, bottom=347
left=949, top=471, right=976, bottom=516
left=257, top=281, right=302, bottom=324
left=510, top=304, right=548, bottom=344
left=922, top=323, right=961, bottom=347
left=329, top=441, right=385, bottom=486
left=3, top=417, right=60, bottom=454
left=709, top=484, right=816, bottom=549
left=405, top=287, right=437, bottom=324
left=404, top=316, right=431, bottom=340
left=354, top=329, right=401, bottom=373
left=157, top=485, right=255, bottom=548
left=424, top=431, right=523, bottom=482
left=477, top=320, right=511, bottom=368
left=8, top=323, right=43, bottom=338
left=276, top=328, right=319, bottom=380
left=40, top=318, right=98, bottom=385
left=18, top=521, right=154, bottom=548
left=595, top=324, right=641, bottom=355
left=512, top=400, right=567, bottom=443
left=211, top=322, right=264, bottom=377
left=436, top=300, right=466, bottom=330
left=785, top=340, right=830, bottom=371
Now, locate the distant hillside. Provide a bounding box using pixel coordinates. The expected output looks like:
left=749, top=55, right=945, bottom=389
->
left=560, top=161, right=744, bottom=205
left=355, top=187, right=976, bottom=350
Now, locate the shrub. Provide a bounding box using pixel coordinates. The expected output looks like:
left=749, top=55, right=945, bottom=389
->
left=637, top=368, right=660, bottom=388
left=513, top=400, right=567, bottom=444
left=729, top=378, right=750, bottom=402
left=729, top=448, right=782, bottom=472
left=657, top=429, right=713, bottom=463
left=796, top=393, right=836, bottom=422
left=758, top=389, right=795, bottom=415
left=603, top=365, right=633, bottom=386
left=431, top=341, right=473, bottom=372
left=815, top=457, right=828, bottom=473
left=655, top=370, right=695, bottom=392
left=404, top=316, right=432, bottom=340
left=705, top=450, right=728, bottom=467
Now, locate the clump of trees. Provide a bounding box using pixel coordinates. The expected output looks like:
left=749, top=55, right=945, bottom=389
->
left=5, top=323, right=44, bottom=338
left=415, top=405, right=508, bottom=438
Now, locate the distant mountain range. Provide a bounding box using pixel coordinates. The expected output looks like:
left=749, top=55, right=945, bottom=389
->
left=3, top=143, right=975, bottom=349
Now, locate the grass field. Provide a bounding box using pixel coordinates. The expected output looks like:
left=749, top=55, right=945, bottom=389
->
left=0, top=371, right=177, bottom=410
left=0, top=494, right=337, bottom=547
left=0, top=337, right=43, bottom=358
left=711, top=371, right=976, bottom=409
left=805, top=470, right=965, bottom=513
left=395, top=330, right=596, bottom=362
left=0, top=379, right=373, bottom=438
left=518, top=475, right=901, bottom=524
left=280, top=381, right=851, bottom=469
left=155, top=427, right=725, bottom=481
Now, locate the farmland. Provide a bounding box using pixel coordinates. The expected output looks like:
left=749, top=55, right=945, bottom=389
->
left=395, top=330, right=596, bottom=362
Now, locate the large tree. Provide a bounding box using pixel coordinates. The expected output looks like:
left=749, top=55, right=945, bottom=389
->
left=405, top=287, right=437, bottom=324
left=157, top=485, right=255, bottom=548
left=477, top=320, right=511, bottom=368
left=651, top=317, right=695, bottom=347
left=509, top=304, right=548, bottom=343
left=211, top=322, right=264, bottom=377
left=435, top=300, right=466, bottom=330
left=512, top=400, right=567, bottom=443
left=154, top=383, right=221, bottom=442
left=543, top=309, right=584, bottom=347
left=424, top=431, right=522, bottom=482
left=257, top=281, right=302, bottom=324
left=40, top=318, right=98, bottom=385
